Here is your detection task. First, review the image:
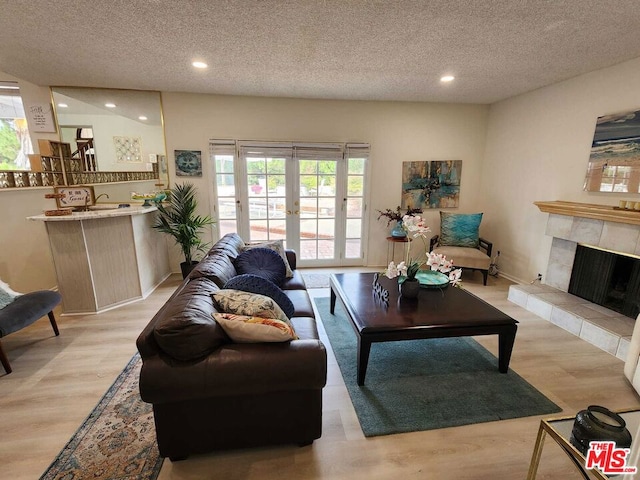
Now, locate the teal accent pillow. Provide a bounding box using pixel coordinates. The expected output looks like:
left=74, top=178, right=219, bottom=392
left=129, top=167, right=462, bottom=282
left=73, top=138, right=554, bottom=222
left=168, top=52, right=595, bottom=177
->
left=439, top=212, right=483, bottom=248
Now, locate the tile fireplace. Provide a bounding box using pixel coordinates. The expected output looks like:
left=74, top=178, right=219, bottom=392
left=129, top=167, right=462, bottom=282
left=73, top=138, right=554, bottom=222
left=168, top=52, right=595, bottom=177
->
left=508, top=201, right=639, bottom=359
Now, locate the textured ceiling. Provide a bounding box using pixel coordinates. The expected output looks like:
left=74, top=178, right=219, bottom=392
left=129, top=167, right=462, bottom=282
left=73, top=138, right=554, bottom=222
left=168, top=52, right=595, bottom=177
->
left=2, top=0, right=640, bottom=104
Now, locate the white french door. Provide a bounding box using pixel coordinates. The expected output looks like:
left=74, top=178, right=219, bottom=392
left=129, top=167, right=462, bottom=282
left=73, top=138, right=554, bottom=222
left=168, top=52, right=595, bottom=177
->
left=210, top=141, right=369, bottom=267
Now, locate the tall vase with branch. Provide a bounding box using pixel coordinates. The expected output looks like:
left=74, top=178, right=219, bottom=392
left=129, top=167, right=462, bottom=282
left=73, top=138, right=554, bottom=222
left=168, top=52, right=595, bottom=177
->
left=377, top=206, right=423, bottom=238
left=383, top=214, right=462, bottom=296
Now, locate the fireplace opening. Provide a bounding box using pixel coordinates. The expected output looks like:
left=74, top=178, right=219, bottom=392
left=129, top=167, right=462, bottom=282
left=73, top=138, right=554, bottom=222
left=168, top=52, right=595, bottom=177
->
left=568, top=244, right=640, bottom=319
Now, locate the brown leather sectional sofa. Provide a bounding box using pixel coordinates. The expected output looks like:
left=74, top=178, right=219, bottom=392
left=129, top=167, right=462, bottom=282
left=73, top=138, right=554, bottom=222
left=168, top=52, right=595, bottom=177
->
left=136, top=233, right=327, bottom=460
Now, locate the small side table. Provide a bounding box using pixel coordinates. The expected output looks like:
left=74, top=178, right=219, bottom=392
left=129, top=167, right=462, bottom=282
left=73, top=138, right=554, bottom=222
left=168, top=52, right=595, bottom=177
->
left=386, top=236, right=411, bottom=264
left=527, top=408, right=640, bottom=479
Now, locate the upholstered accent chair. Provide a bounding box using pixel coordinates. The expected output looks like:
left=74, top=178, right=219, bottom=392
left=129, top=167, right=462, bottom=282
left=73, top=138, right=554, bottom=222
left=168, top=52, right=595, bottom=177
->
left=0, top=290, right=61, bottom=374
left=429, top=212, right=493, bottom=285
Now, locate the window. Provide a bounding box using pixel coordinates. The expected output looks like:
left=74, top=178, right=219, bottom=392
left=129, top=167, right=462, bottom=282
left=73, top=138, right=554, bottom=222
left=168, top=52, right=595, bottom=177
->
left=0, top=82, right=33, bottom=170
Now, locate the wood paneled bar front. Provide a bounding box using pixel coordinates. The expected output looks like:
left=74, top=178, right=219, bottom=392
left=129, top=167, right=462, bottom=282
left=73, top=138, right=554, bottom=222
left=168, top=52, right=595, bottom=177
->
left=28, top=206, right=170, bottom=314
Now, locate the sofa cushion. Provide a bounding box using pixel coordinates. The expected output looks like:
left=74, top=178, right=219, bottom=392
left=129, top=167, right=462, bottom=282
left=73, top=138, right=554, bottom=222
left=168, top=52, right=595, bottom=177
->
left=223, top=274, right=295, bottom=318
left=234, top=247, right=287, bottom=286
left=244, top=240, right=294, bottom=278
left=284, top=290, right=315, bottom=318
left=213, top=313, right=297, bottom=343
left=433, top=245, right=491, bottom=270
left=439, top=212, right=483, bottom=248
left=212, top=289, right=289, bottom=322
left=209, top=233, right=245, bottom=260
left=188, top=251, right=237, bottom=287
left=281, top=270, right=306, bottom=290
left=153, top=277, right=228, bottom=361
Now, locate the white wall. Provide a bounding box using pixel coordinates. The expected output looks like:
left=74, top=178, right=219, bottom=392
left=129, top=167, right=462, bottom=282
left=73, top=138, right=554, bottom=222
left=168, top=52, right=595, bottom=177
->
left=480, top=57, right=640, bottom=283
left=0, top=71, right=60, bottom=290
left=9, top=55, right=640, bottom=290
left=161, top=93, right=489, bottom=270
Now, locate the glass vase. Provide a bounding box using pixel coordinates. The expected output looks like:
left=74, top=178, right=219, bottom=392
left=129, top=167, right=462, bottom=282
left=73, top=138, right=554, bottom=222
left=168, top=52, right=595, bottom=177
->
left=391, top=220, right=406, bottom=238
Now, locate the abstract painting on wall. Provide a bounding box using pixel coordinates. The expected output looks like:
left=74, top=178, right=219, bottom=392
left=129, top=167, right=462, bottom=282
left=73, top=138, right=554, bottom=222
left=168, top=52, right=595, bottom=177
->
left=584, top=109, right=640, bottom=192
left=401, top=160, right=462, bottom=209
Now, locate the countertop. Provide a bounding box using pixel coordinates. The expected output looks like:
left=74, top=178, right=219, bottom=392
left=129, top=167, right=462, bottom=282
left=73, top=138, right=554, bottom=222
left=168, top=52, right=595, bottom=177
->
left=28, top=205, right=158, bottom=221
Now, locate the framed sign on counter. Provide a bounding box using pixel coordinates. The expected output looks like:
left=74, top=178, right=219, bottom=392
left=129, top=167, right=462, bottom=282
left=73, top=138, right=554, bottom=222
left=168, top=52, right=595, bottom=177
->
left=53, top=186, right=95, bottom=209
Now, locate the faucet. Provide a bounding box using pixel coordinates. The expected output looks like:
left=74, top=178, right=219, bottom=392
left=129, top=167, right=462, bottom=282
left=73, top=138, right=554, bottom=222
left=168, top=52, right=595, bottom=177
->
left=94, top=193, right=110, bottom=203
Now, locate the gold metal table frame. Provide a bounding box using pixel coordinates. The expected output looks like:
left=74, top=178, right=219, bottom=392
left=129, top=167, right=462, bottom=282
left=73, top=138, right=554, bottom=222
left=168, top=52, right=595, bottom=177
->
left=527, top=408, right=640, bottom=480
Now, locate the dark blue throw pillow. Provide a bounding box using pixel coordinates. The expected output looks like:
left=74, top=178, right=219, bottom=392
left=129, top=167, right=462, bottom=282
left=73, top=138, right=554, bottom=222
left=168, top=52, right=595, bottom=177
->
left=234, top=247, right=287, bottom=286
left=223, top=274, right=295, bottom=318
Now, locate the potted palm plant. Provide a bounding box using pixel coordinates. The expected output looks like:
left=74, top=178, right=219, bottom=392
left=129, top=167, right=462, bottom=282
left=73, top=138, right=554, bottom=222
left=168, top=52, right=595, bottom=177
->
left=153, top=183, right=214, bottom=278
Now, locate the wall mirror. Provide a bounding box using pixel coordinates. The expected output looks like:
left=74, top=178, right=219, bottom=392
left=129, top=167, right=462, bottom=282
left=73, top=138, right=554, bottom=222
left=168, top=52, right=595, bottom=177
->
left=51, top=87, right=168, bottom=188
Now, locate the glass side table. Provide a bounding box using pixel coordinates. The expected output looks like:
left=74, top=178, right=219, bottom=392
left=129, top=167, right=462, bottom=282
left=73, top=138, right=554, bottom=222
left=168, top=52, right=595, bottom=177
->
left=527, top=408, right=640, bottom=479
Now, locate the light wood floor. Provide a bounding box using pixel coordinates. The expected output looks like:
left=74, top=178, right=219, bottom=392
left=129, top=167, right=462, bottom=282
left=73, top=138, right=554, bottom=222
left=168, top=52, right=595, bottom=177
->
left=1, top=270, right=639, bottom=480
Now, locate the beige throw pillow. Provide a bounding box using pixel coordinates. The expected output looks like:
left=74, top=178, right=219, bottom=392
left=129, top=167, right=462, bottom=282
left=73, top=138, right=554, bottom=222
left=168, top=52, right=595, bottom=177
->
left=211, top=289, right=289, bottom=322
left=213, top=313, right=297, bottom=343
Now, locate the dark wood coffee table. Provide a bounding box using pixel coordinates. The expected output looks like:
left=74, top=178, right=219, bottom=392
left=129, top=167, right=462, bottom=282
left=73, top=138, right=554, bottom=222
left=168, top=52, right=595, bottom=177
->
left=329, top=273, right=518, bottom=385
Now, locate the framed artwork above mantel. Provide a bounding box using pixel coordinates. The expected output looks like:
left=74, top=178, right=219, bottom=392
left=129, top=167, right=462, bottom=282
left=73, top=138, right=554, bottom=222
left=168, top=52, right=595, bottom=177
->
left=584, top=108, right=640, bottom=193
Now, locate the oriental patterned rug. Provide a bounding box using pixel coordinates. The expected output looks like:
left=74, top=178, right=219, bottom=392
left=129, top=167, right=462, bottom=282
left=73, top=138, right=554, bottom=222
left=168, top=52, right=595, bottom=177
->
left=40, top=354, right=163, bottom=480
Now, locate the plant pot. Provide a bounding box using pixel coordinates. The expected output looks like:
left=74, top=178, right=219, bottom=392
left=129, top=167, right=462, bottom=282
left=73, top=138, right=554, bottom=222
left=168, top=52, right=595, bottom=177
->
left=180, top=261, right=199, bottom=279
left=570, top=405, right=632, bottom=455
left=400, top=278, right=420, bottom=299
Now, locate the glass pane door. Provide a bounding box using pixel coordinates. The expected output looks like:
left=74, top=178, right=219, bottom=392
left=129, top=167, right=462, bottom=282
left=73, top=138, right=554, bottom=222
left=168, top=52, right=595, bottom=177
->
left=246, top=154, right=287, bottom=241
left=213, top=153, right=238, bottom=237
left=298, top=159, right=337, bottom=262
left=345, top=155, right=366, bottom=259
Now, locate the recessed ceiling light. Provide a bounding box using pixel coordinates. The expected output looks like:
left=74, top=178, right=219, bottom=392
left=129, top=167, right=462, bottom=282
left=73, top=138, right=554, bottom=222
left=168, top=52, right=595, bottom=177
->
left=440, top=75, right=455, bottom=83
left=192, top=61, right=208, bottom=69
left=105, top=103, right=116, bottom=108
left=57, top=103, right=68, bottom=108
left=138, top=115, right=148, bottom=121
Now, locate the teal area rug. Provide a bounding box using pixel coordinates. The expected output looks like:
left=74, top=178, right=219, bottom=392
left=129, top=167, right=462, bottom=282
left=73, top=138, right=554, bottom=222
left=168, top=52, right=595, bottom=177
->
left=315, top=297, right=562, bottom=437
left=40, top=354, right=163, bottom=480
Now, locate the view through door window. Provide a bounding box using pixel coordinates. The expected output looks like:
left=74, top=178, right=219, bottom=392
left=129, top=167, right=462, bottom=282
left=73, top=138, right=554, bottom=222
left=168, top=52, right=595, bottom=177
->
left=210, top=141, right=369, bottom=266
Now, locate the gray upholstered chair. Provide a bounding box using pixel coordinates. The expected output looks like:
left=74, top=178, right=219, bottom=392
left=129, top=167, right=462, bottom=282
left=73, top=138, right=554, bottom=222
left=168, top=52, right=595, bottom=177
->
left=0, top=290, right=62, bottom=374
left=429, top=212, right=493, bottom=285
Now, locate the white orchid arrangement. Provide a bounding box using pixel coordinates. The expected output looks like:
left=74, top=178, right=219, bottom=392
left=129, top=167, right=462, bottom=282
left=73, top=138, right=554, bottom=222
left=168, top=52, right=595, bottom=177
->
left=384, top=214, right=463, bottom=287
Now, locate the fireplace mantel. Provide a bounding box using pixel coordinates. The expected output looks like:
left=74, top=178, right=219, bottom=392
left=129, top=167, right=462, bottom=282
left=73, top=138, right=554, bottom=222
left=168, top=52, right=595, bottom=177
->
left=535, top=200, right=640, bottom=226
